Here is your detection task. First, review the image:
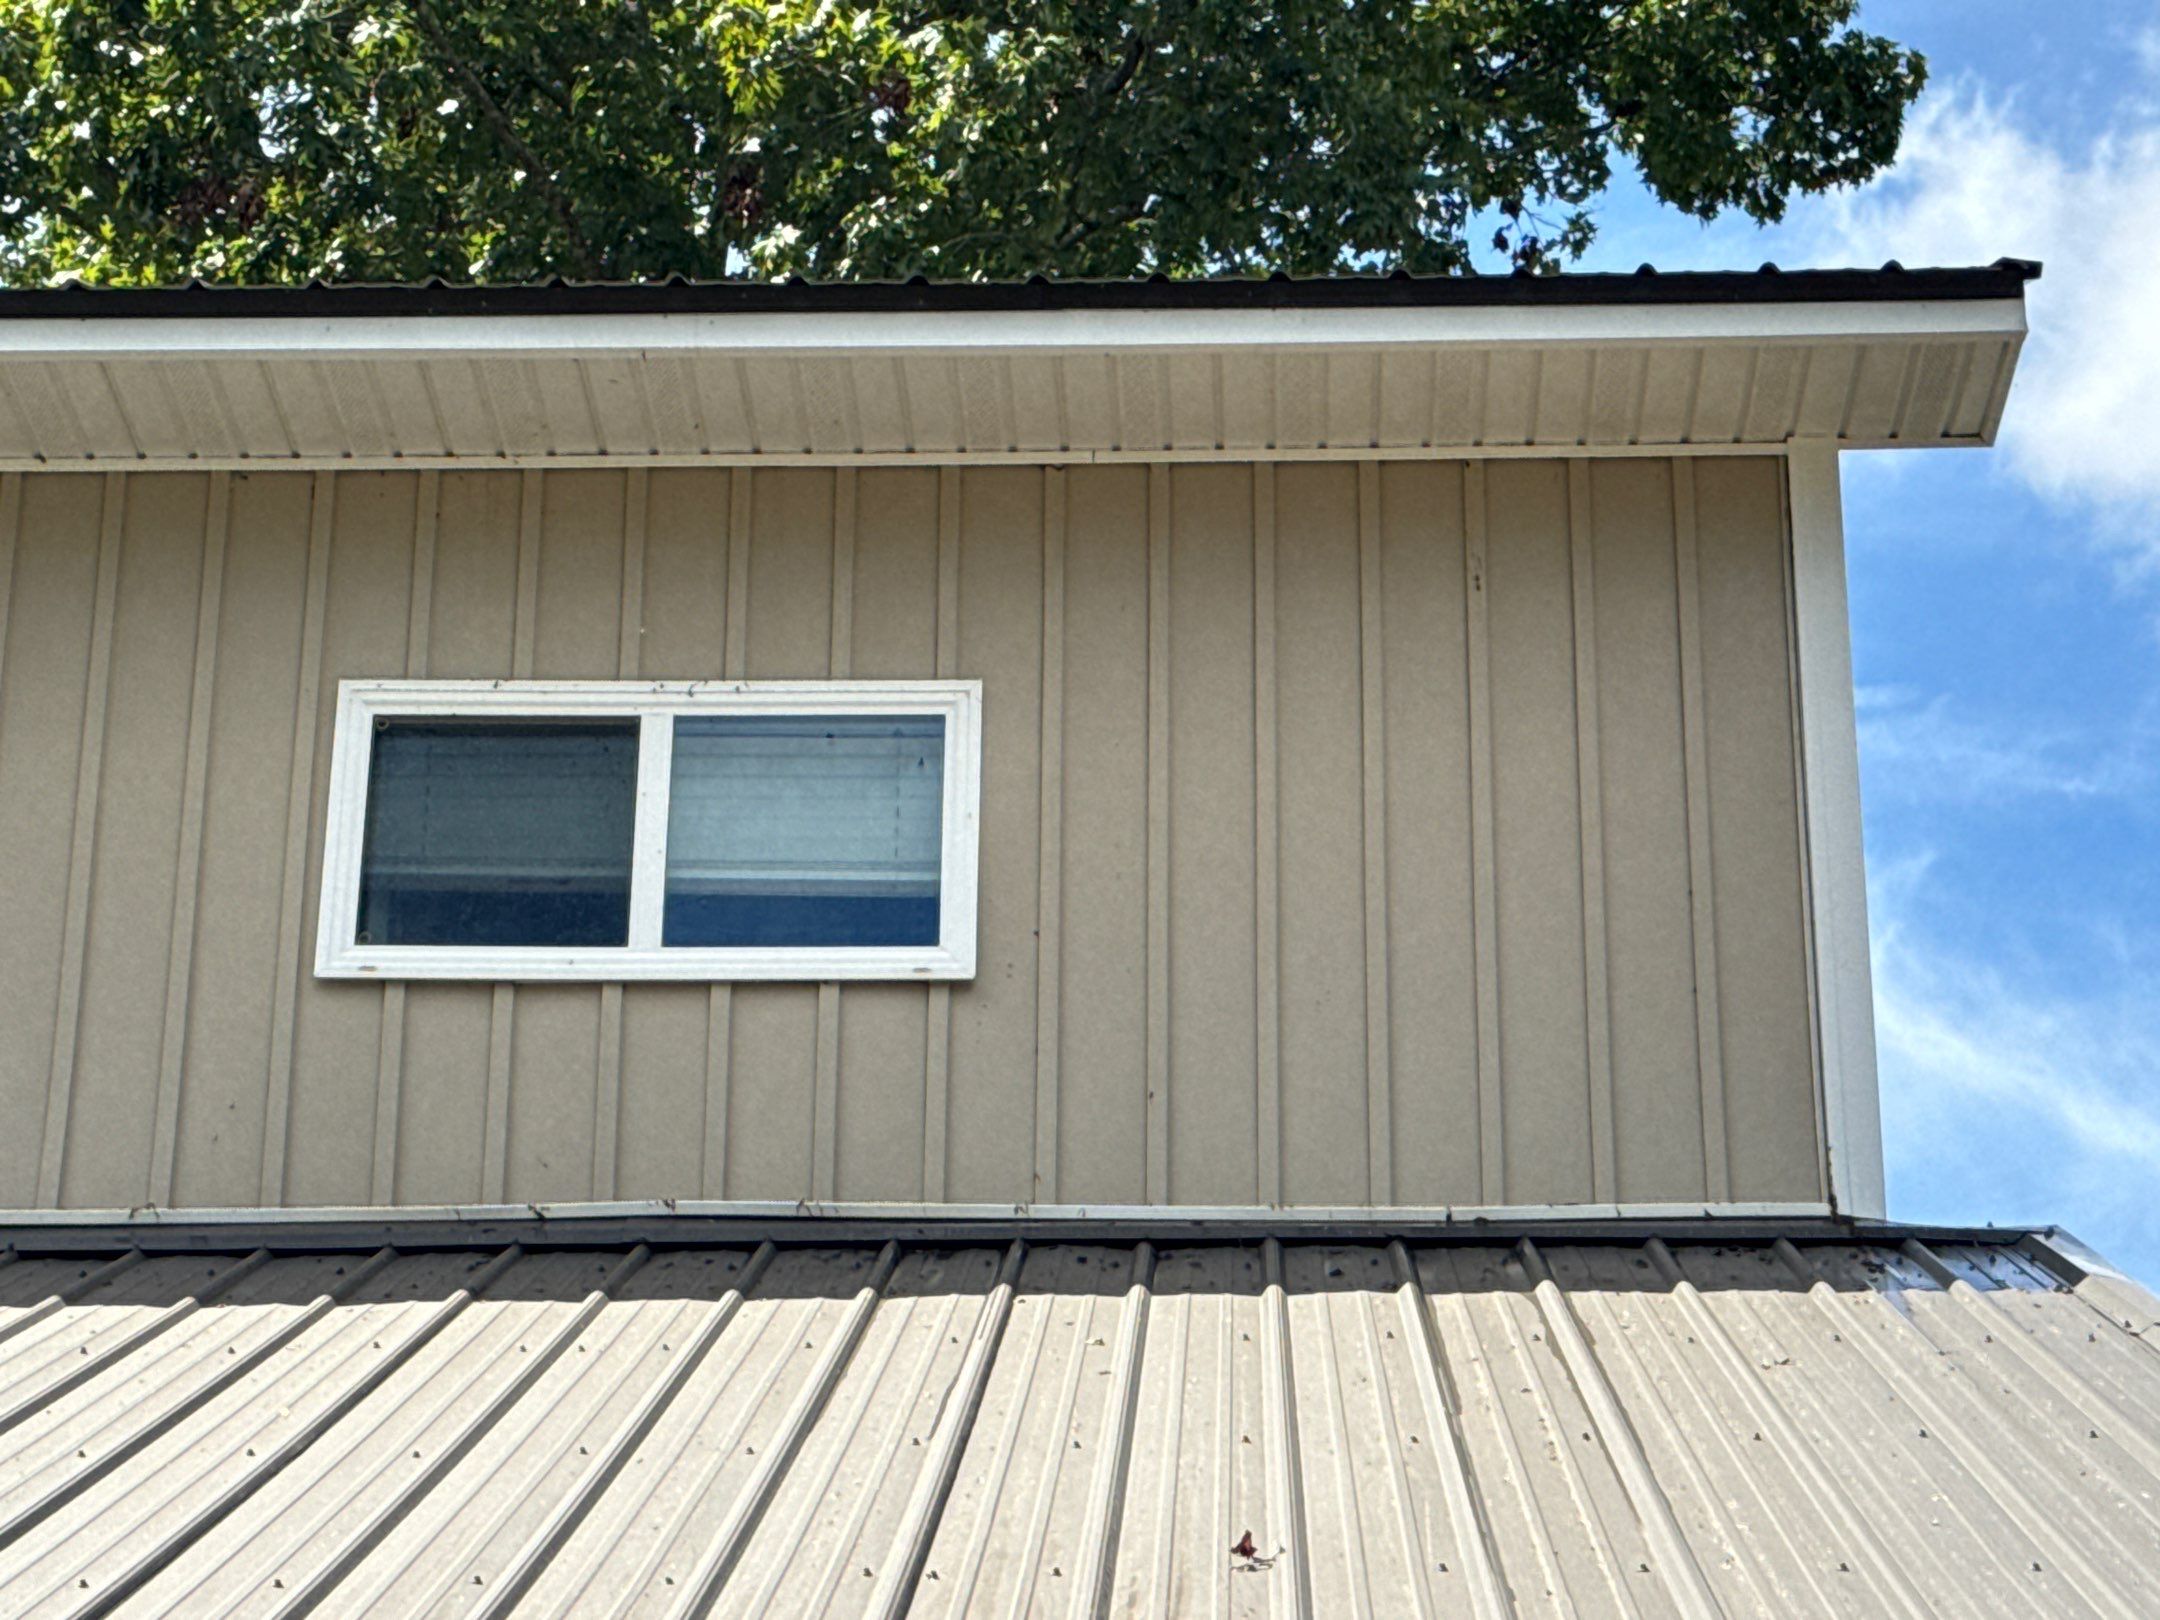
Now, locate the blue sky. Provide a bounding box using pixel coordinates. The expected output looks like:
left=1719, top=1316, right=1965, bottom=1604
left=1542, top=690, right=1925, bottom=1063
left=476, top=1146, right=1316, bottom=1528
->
left=1564, top=3, right=2160, bottom=1279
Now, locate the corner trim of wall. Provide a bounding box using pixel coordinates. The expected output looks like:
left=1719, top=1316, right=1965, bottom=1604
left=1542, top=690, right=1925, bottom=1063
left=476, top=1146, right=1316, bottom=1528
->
left=38, top=473, right=126, bottom=1205
left=1784, top=441, right=1885, bottom=1219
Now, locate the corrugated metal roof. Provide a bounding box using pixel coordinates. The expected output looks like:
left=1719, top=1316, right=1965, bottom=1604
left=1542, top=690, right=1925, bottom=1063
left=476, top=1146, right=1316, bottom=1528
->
left=0, top=1228, right=2152, bottom=1616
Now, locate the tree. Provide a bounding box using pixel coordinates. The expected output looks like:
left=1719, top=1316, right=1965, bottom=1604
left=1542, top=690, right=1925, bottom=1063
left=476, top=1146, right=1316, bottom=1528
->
left=0, top=1, right=1924, bottom=286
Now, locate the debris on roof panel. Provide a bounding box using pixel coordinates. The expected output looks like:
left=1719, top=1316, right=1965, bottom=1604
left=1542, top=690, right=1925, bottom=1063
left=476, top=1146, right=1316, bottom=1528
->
left=0, top=1228, right=2149, bottom=1616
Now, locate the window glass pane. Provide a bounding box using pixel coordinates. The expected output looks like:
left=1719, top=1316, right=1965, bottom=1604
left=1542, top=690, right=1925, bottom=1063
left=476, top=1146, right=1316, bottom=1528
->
left=665, top=714, right=945, bottom=947
left=358, top=720, right=638, bottom=947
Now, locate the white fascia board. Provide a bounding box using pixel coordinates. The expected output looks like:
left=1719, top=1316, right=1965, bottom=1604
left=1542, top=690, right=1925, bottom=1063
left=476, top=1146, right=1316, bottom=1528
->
left=0, top=296, right=2027, bottom=361
left=1787, top=441, right=1887, bottom=1219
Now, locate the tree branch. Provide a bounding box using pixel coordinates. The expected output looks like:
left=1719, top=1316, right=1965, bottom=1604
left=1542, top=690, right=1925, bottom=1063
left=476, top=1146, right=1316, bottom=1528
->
left=1054, top=28, right=1153, bottom=252
left=405, top=0, right=602, bottom=277
left=1087, top=29, right=1147, bottom=107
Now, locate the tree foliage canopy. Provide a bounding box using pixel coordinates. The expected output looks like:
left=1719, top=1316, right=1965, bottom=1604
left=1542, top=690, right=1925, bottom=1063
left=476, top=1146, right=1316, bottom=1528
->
left=0, top=1, right=1925, bottom=285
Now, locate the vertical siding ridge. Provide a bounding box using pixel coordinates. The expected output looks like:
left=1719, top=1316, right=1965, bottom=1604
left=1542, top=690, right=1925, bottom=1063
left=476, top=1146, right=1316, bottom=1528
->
left=1356, top=464, right=1394, bottom=1204
left=828, top=467, right=857, bottom=677
left=934, top=467, right=960, bottom=671
left=811, top=469, right=855, bottom=1202
left=616, top=469, right=648, bottom=679
left=723, top=467, right=753, bottom=680
left=924, top=467, right=961, bottom=1200
left=661, top=1241, right=903, bottom=1620
left=38, top=473, right=126, bottom=1207
left=813, top=986, right=842, bottom=1200
left=1034, top=470, right=1066, bottom=1203
left=259, top=472, right=334, bottom=1204
left=1462, top=466, right=1504, bottom=1203
left=704, top=469, right=753, bottom=1196
left=1514, top=1239, right=1723, bottom=1620
left=1568, top=461, right=1617, bottom=1203
left=481, top=469, right=544, bottom=1204
left=592, top=469, right=645, bottom=1203
left=150, top=473, right=229, bottom=1206
left=1145, top=466, right=1172, bottom=1204
left=512, top=468, right=542, bottom=677
left=0, top=475, right=19, bottom=726
left=592, top=992, right=625, bottom=1202
left=481, top=993, right=514, bottom=1202
left=862, top=1239, right=1027, bottom=1620
left=1070, top=1242, right=1156, bottom=1618
left=373, top=471, right=438, bottom=1206
left=1386, top=1244, right=1510, bottom=1620
left=1670, top=463, right=1730, bottom=1202
left=702, top=988, right=733, bottom=1197
left=1253, top=469, right=1283, bottom=1207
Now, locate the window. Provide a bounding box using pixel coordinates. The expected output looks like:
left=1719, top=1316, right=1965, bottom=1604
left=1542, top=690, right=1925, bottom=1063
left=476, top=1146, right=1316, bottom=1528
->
left=315, top=681, right=980, bottom=981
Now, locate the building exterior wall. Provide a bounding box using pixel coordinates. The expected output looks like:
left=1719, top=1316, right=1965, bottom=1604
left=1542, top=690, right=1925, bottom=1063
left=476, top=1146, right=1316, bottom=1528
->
left=0, top=456, right=1822, bottom=1212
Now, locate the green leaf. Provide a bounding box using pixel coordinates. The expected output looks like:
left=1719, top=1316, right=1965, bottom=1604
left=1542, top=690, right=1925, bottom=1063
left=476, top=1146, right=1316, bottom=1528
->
left=0, top=0, right=1923, bottom=284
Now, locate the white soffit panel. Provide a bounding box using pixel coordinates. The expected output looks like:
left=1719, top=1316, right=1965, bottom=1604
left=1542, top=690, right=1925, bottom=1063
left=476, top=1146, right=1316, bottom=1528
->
left=0, top=283, right=2031, bottom=468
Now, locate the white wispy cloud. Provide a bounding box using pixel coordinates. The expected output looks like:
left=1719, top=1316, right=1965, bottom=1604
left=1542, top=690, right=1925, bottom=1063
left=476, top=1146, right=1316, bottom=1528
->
left=1854, top=684, right=2158, bottom=804
left=1870, top=853, right=2160, bottom=1275
left=1800, top=83, right=2160, bottom=530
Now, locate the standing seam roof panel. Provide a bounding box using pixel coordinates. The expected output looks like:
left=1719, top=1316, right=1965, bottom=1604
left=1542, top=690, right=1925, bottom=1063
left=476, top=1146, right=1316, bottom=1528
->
left=0, top=1231, right=2151, bottom=1617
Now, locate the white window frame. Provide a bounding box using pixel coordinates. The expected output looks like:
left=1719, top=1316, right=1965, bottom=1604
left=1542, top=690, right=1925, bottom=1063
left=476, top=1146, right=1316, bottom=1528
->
left=314, top=678, right=982, bottom=982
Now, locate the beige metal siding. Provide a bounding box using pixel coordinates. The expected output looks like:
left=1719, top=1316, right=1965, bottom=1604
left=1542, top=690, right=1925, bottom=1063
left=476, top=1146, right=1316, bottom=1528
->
left=0, top=459, right=1820, bottom=1211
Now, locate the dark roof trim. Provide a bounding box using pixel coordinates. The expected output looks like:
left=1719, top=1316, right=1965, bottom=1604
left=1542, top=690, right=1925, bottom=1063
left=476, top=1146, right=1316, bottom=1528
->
left=0, top=260, right=2041, bottom=320
left=0, top=1210, right=2057, bottom=1256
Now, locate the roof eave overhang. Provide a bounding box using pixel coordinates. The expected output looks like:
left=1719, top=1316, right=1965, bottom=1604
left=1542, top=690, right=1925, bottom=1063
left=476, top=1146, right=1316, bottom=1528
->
left=0, top=294, right=2029, bottom=469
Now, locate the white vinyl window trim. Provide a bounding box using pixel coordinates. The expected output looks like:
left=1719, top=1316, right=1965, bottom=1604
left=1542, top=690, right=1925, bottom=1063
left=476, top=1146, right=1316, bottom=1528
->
left=313, top=679, right=982, bottom=982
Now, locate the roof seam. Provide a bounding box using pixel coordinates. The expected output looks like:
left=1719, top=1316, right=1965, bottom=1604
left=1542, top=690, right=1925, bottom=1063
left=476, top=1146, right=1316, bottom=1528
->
left=1516, top=1238, right=1723, bottom=1620
left=57, top=1244, right=523, bottom=1620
